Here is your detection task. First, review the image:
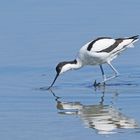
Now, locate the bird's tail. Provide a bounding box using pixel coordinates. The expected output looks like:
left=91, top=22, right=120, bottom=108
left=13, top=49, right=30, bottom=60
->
left=128, top=35, right=139, bottom=42
left=126, top=35, right=139, bottom=48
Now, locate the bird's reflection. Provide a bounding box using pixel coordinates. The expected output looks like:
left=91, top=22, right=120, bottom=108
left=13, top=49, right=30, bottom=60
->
left=50, top=89, right=139, bottom=134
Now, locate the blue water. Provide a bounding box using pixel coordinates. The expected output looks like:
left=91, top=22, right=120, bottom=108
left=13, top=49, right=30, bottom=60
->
left=0, top=0, right=140, bottom=139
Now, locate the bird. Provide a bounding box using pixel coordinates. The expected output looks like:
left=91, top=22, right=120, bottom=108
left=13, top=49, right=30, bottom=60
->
left=48, top=35, right=139, bottom=89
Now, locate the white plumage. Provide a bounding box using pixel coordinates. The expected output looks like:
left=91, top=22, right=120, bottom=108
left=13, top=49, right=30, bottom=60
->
left=85, top=38, right=115, bottom=52
left=48, top=35, right=139, bottom=89
left=79, top=36, right=138, bottom=65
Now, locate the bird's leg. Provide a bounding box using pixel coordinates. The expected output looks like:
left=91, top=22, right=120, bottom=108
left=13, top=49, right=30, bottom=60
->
left=104, top=61, right=119, bottom=82
left=99, top=65, right=106, bottom=85
left=94, top=63, right=119, bottom=87
left=94, top=65, right=106, bottom=87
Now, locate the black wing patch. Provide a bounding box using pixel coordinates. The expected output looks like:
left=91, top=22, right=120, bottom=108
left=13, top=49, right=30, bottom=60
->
left=97, top=39, right=123, bottom=53
left=87, top=37, right=112, bottom=51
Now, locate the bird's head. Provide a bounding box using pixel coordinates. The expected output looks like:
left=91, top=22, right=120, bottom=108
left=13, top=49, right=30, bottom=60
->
left=48, top=59, right=78, bottom=89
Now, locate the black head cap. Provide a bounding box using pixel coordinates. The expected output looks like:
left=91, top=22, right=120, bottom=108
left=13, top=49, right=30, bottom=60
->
left=56, top=61, right=68, bottom=75
left=47, top=62, right=68, bottom=90
left=48, top=60, right=77, bottom=90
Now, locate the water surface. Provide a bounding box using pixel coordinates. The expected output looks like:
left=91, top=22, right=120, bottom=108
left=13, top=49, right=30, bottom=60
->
left=0, top=0, right=140, bottom=140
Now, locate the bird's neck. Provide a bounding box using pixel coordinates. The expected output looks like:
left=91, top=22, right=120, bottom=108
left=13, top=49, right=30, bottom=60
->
left=65, top=58, right=82, bottom=71
left=59, top=58, right=83, bottom=74
left=71, top=58, right=83, bottom=69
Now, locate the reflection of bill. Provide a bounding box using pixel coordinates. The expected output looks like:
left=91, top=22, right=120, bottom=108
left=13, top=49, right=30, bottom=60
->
left=56, top=98, right=139, bottom=134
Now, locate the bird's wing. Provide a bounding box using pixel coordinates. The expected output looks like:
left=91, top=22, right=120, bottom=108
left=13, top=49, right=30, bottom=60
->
left=86, top=36, right=137, bottom=53
left=86, top=37, right=116, bottom=52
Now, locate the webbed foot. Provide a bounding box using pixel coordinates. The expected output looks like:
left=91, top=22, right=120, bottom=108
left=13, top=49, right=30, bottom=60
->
left=93, top=80, right=106, bottom=87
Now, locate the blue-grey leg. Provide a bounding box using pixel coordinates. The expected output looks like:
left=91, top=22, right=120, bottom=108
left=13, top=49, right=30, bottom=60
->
left=99, top=65, right=106, bottom=84
left=104, top=61, right=119, bottom=82
left=94, top=63, right=119, bottom=87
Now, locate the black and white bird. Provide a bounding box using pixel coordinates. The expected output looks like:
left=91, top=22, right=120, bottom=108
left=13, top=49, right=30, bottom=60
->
left=48, top=35, right=139, bottom=89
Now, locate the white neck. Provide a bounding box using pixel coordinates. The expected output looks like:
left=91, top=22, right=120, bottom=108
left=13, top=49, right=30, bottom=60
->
left=60, top=58, right=83, bottom=74
left=72, top=58, right=83, bottom=69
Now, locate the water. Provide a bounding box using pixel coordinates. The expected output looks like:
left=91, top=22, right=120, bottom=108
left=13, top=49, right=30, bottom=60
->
left=0, top=0, right=140, bottom=139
